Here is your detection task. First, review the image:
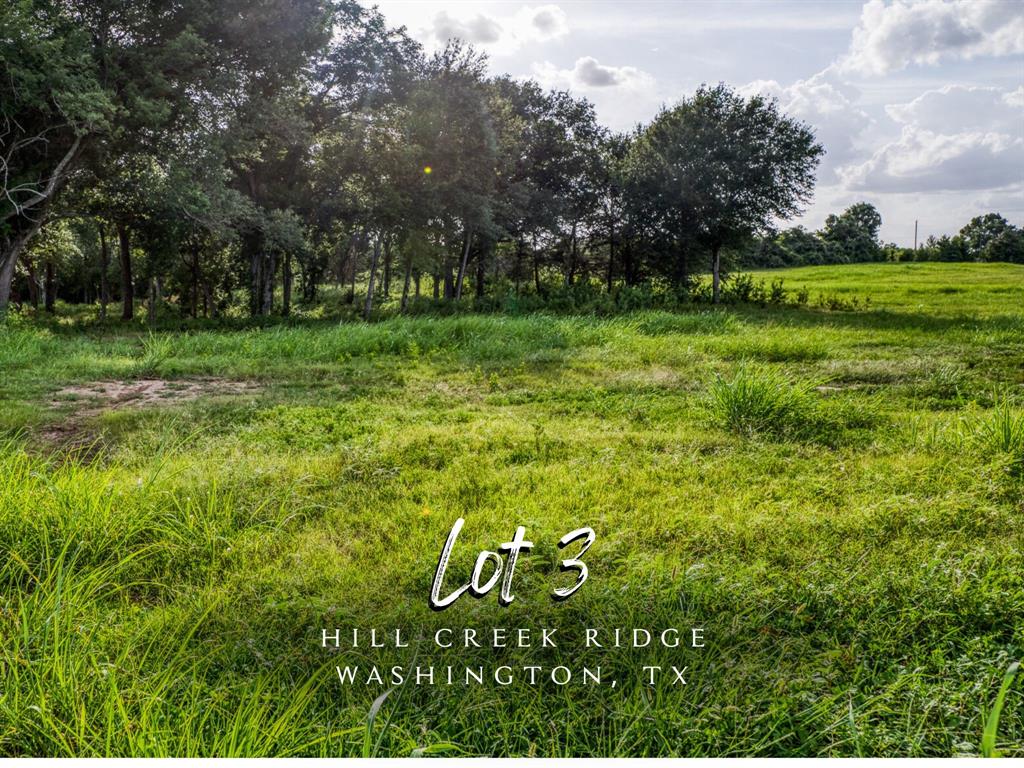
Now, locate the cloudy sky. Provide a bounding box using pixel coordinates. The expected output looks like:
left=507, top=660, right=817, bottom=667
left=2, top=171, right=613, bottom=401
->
left=371, top=0, right=1023, bottom=245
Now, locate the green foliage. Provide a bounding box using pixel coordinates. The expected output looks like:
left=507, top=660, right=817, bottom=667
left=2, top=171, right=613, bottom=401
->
left=744, top=206, right=1023, bottom=270
left=821, top=202, right=883, bottom=263
left=625, top=84, right=823, bottom=287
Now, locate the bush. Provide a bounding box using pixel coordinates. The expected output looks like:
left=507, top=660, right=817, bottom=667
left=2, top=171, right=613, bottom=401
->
left=814, top=293, right=872, bottom=311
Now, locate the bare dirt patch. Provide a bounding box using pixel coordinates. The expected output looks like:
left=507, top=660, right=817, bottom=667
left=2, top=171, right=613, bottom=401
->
left=40, top=378, right=261, bottom=451
left=50, top=378, right=259, bottom=412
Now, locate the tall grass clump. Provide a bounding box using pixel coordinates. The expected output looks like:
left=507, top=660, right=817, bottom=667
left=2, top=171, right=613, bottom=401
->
left=137, top=332, right=175, bottom=376
left=970, top=400, right=1024, bottom=470
left=707, top=365, right=817, bottom=439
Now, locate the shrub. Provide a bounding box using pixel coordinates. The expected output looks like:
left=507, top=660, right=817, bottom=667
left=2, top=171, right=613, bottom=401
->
left=814, top=293, right=872, bottom=311
left=725, top=273, right=757, bottom=303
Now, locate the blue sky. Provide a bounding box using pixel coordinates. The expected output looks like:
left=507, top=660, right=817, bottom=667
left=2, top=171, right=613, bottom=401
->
left=372, top=0, right=1023, bottom=245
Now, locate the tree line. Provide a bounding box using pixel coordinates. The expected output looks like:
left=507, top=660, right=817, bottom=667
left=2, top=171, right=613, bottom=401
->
left=743, top=206, right=1024, bottom=269
left=1, top=1, right=1016, bottom=322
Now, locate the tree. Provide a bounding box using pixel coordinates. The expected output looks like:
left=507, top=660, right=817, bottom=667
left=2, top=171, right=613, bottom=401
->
left=0, top=2, right=110, bottom=311
left=821, top=202, right=882, bottom=263
left=627, top=84, right=823, bottom=300
left=920, top=234, right=967, bottom=262
left=409, top=43, right=497, bottom=301
left=959, top=213, right=1013, bottom=261
left=983, top=226, right=1024, bottom=263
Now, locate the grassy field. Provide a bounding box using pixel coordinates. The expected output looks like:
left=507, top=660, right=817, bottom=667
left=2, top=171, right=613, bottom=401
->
left=0, top=262, right=1022, bottom=757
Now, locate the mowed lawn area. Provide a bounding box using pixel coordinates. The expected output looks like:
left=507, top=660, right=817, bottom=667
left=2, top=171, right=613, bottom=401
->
left=0, top=262, right=1022, bottom=757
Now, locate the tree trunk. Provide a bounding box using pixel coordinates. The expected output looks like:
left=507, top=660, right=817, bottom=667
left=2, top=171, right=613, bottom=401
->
left=147, top=277, right=157, bottom=324
left=475, top=241, right=487, bottom=299
left=0, top=248, right=18, bottom=314
left=711, top=244, right=721, bottom=304
left=514, top=237, right=523, bottom=295
left=243, top=230, right=262, bottom=316
left=454, top=227, right=473, bottom=300
left=414, top=270, right=421, bottom=298
left=99, top=224, right=110, bottom=320
left=251, top=249, right=262, bottom=315
left=348, top=235, right=359, bottom=303
left=262, top=251, right=276, bottom=315
left=203, top=281, right=215, bottom=318
left=21, top=254, right=39, bottom=309
left=400, top=251, right=413, bottom=313
left=118, top=224, right=133, bottom=320
left=0, top=135, right=83, bottom=315
left=282, top=251, right=293, bottom=317
left=432, top=272, right=440, bottom=299
left=364, top=237, right=380, bottom=320
left=533, top=240, right=542, bottom=296
left=0, top=214, right=49, bottom=315
left=567, top=220, right=578, bottom=286
left=302, top=256, right=317, bottom=302
left=443, top=259, right=454, bottom=300
left=382, top=238, right=392, bottom=298
left=44, top=260, right=55, bottom=313
left=189, top=240, right=200, bottom=318
left=606, top=216, right=615, bottom=293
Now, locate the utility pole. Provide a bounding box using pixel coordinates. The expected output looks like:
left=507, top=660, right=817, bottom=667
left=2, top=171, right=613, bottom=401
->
left=914, top=220, right=918, bottom=251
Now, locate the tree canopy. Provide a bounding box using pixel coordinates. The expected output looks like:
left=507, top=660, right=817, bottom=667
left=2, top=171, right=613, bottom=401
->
left=2, top=2, right=1018, bottom=319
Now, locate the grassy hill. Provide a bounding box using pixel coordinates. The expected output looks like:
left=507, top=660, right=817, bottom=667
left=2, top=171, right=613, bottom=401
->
left=0, top=262, right=1021, bottom=756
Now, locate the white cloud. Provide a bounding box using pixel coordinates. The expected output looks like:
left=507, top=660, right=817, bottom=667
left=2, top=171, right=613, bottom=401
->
left=841, top=0, right=1024, bottom=76
left=430, top=11, right=502, bottom=45
left=533, top=56, right=654, bottom=92
left=518, top=4, right=569, bottom=40
left=576, top=57, right=645, bottom=87
left=426, top=4, right=568, bottom=54
left=739, top=67, right=872, bottom=180
left=884, top=84, right=1024, bottom=133
left=531, top=57, right=659, bottom=131
left=840, top=126, right=1024, bottom=192
left=837, top=83, right=1024, bottom=193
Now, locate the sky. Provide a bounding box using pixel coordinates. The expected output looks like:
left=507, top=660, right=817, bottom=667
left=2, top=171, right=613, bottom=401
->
left=370, top=0, right=1024, bottom=245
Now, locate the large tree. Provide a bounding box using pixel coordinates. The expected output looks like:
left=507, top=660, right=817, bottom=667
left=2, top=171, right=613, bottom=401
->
left=628, top=84, right=823, bottom=301
left=959, top=213, right=1015, bottom=261
left=821, top=202, right=883, bottom=263
left=1, top=1, right=109, bottom=310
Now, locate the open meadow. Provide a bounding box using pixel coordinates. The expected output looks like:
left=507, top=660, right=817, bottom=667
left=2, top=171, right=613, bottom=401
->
left=0, top=262, right=1022, bottom=757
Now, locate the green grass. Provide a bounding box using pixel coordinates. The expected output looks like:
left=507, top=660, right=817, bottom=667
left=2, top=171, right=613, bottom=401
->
left=751, top=261, right=1022, bottom=317
left=0, top=262, right=1022, bottom=756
